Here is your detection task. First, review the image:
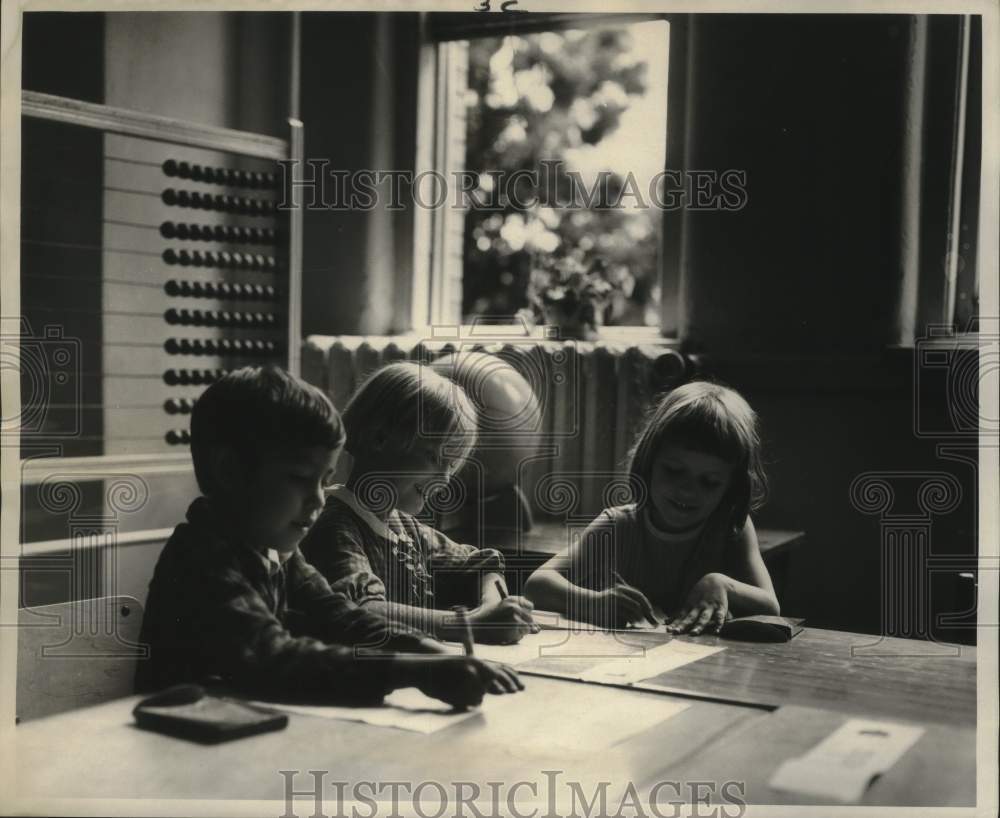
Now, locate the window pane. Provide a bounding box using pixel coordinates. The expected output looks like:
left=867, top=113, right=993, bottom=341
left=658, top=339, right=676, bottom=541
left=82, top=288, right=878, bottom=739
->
left=454, top=20, right=669, bottom=329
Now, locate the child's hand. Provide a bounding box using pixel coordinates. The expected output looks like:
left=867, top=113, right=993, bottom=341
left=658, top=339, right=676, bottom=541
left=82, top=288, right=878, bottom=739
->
left=410, top=635, right=453, bottom=654
left=477, top=659, right=525, bottom=695
left=596, top=582, right=659, bottom=628
left=405, top=656, right=522, bottom=709
left=469, top=597, right=538, bottom=644
left=666, top=573, right=729, bottom=635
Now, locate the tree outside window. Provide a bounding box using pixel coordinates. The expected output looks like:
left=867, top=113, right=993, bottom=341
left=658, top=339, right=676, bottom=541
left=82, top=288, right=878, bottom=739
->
left=455, top=21, right=669, bottom=335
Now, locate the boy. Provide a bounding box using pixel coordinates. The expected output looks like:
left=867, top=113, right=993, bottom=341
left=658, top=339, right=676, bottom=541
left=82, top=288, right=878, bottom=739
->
left=300, top=362, right=536, bottom=644
left=136, top=366, right=521, bottom=707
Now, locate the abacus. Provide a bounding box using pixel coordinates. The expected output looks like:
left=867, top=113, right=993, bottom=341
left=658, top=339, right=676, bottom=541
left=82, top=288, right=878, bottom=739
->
left=21, top=91, right=302, bottom=459
left=19, top=91, right=303, bottom=552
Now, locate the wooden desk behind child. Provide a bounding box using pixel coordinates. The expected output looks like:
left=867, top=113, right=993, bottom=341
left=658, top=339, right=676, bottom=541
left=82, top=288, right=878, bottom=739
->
left=452, top=521, right=805, bottom=597
left=11, top=628, right=977, bottom=810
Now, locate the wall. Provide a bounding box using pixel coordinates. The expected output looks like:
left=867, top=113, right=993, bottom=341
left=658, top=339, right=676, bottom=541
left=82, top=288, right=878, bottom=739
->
left=676, top=15, right=978, bottom=639
left=678, top=15, right=911, bottom=356
left=298, top=13, right=420, bottom=337
left=23, top=11, right=290, bottom=133
left=22, top=13, right=105, bottom=102
left=104, top=12, right=290, bottom=135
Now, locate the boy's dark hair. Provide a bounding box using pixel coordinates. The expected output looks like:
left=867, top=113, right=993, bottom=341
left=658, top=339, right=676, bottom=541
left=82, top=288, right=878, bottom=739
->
left=190, top=366, right=345, bottom=495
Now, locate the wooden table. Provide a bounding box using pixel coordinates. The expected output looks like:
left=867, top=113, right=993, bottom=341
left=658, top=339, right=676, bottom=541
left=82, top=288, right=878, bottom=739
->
left=9, top=628, right=979, bottom=811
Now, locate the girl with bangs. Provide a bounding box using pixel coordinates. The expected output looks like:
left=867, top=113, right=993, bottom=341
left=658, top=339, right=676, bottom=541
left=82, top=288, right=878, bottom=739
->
left=300, top=362, right=537, bottom=644
left=525, top=381, right=779, bottom=634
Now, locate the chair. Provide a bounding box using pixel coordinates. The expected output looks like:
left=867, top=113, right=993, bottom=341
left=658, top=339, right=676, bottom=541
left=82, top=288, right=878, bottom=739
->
left=16, top=595, right=146, bottom=723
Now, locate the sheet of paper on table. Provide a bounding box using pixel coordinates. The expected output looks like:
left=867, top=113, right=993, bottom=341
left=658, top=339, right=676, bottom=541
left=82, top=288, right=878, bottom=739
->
left=768, top=718, right=925, bottom=802
left=478, top=682, right=689, bottom=753
left=251, top=688, right=482, bottom=734
left=580, top=640, right=725, bottom=684
left=251, top=668, right=691, bottom=742
left=471, top=629, right=648, bottom=667
left=469, top=630, right=724, bottom=685
left=532, top=609, right=666, bottom=632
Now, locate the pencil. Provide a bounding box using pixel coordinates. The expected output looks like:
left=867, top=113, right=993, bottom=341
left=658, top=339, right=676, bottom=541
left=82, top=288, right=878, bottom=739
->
left=496, top=577, right=540, bottom=635
left=455, top=605, right=474, bottom=656
left=611, top=570, right=661, bottom=626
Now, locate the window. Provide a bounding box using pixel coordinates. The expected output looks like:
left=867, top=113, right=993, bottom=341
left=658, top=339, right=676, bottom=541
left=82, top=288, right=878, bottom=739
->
left=952, top=14, right=981, bottom=331
left=900, top=13, right=983, bottom=342
left=422, top=17, right=670, bottom=338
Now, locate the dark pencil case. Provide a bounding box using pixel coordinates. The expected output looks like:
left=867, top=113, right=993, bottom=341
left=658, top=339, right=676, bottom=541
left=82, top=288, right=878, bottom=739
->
left=718, top=615, right=805, bottom=642
left=133, top=684, right=289, bottom=744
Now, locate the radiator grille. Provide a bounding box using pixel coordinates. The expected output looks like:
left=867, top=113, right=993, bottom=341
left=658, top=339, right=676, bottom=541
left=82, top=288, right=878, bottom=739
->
left=303, top=335, right=693, bottom=522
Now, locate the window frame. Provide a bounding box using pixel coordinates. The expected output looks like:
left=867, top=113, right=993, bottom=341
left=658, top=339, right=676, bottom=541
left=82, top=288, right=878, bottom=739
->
left=898, top=13, right=984, bottom=344
left=412, top=11, right=683, bottom=344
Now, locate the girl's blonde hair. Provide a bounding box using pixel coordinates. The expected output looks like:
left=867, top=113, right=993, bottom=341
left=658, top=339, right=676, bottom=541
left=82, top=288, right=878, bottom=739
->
left=627, top=380, right=767, bottom=535
left=342, top=362, right=478, bottom=474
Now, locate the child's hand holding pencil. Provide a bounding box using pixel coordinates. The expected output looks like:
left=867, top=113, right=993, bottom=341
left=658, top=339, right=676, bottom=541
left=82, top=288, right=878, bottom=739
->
left=596, top=571, right=661, bottom=628
left=467, top=599, right=538, bottom=644
left=468, top=585, right=538, bottom=644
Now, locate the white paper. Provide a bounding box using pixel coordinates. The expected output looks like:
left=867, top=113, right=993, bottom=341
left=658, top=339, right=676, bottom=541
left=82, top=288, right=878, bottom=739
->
left=532, top=608, right=666, bottom=631
left=471, top=636, right=560, bottom=666
left=768, top=718, right=925, bottom=802
left=460, top=632, right=721, bottom=691
left=580, top=639, right=725, bottom=684
left=251, top=687, right=483, bottom=734
left=471, top=628, right=652, bottom=667
left=478, top=682, right=689, bottom=752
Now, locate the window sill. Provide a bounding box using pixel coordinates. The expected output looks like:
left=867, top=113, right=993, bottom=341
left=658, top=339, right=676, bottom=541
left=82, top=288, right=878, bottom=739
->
left=408, top=323, right=677, bottom=348
left=889, top=330, right=992, bottom=351
left=308, top=326, right=677, bottom=352
left=20, top=453, right=193, bottom=485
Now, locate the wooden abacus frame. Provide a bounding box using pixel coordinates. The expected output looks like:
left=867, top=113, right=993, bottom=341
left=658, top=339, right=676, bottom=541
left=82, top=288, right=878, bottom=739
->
left=19, top=91, right=304, bottom=558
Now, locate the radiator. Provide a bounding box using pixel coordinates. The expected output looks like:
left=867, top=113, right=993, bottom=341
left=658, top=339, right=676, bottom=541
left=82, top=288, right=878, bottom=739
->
left=303, top=335, right=694, bottom=522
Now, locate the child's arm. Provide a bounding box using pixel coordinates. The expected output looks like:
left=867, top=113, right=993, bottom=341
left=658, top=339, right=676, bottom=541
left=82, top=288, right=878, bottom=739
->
left=524, top=558, right=656, bottom=626
left=523, top=513, right=657, bottom=626
left=191, top=568, right=437, bottom=702
left=289, top=553, right=445, bottom=654
left=523, top=553, right=586, bottom=613
left=479, top=571, right=507, bottom=606
left=391, top=655, right=524, bottom=707
left=360, top=598, right=535, bottom=645
left=191, top=558, right=522, bottom=705
left=667, top=518, right=780, bottom=634
left=414, top=521, right=537, bottom=643
left=361, top=600, right=463, bottom=640
left=214, top=590, right=520, bottom=705
left=299, top=517, right=452, bottom=648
